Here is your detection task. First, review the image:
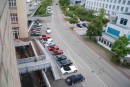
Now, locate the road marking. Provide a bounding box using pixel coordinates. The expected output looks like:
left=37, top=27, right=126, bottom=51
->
left=65, top=50, right=82, bottom=70
left=81, top=83, right=86, bottom=87
left=51, top=8, right=109, bottom=87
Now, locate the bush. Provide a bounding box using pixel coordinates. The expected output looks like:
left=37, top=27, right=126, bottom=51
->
left=64, top=18, right=70, bottom=21
left=65, top=11, right=73, bottom=17
left=102, top=18, right=110, bottom=25
left=111, top=56, right=120, bottom=65
left=35, top=0, right=52, bottom=16
left=68, top=18, right=78, bottom=24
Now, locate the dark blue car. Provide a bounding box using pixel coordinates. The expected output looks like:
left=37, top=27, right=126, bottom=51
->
left=65, top=74, right=85, bottom=85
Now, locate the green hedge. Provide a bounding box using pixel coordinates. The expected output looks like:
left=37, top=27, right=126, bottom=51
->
left=35, top=0, right=53, bottom=16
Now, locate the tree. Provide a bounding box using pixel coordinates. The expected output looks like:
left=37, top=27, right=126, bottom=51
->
left=59, top=0, right=70, bottom=6
left=99, top=8, right=106, bottom=20
left=111, top=35, right=130, bottom=59
left=86, top=18, right=103, bottom=40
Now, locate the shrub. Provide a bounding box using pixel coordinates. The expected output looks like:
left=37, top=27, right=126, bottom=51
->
left=65, top=11, right=73, bottom=17
left=102, top=18, right=110, bottom=25
left=68, top=18, right=78, bottom=24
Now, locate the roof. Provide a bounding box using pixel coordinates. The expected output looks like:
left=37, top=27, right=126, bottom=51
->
left=0, top=0, right=7, bottom=16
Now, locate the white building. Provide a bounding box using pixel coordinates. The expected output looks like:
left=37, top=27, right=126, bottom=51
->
left=98, top=13, right=130, bottom=57
left=85, top=0, right=130, bottom=16
left=70, top=0, right=86, bottom=6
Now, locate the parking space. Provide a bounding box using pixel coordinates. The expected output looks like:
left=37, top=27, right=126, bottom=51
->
left=46, top=68, right=83, bottom=87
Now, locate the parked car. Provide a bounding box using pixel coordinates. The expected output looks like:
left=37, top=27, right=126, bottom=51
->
left=48, top=45, right=59, bottom=51
left=55, top=55, right=67, bottom=61
left=76, top=23, right=84, bottom=28
left=32, top=25, right=42, bottom=29
left=31, top=32, right=41, bottom=36
left=65, top=74, right=85, bottom=85
left=46, top=28, right=51, bottom=34
left=50, top=50, right=63, bottom=55
left=61, top=65, right=77, bottom=75
left=39, top=35, right=51, bottom=39
left=31, top=29, right=40, bottom=33
left=41, top=38, right=53, bottom=44
left=45, top=41, right=55, bottom=47
left=82, top=23, right=88, bottom=28
left=58, top=59, right=73, bottom=67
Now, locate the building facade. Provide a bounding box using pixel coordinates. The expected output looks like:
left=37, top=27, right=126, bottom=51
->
left=98, top=13, right=130, bottom=57
left=9, top=0, right=28, bottom=39
left=0, top=0, right=21, bottom=87
left=85, top=0, right=130, bottom=16
left=70, top=0, right=86, bottom=5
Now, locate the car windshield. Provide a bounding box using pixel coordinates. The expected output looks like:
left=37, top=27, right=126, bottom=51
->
left=63, top=66, right=71, bottom=71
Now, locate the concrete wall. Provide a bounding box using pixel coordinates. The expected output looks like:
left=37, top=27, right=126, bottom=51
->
left=16, top=0, right=28, bottom=38
left=0, top=0, right=21, bottom=87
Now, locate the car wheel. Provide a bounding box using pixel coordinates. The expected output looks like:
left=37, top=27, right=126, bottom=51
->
left=74, top=70, right=77, bottom=73
left=71, top=83, right=74, bottom=86
left=64, top=72, right=68, bottom=75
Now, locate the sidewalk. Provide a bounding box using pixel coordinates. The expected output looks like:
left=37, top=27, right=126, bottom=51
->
left=62, top=13, right=130, bottom=79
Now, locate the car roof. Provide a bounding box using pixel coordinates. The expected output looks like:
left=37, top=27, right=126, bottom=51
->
left=60, top=60, right=71, bottom=64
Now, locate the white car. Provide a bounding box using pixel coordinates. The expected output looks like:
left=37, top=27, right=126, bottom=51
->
left=61, top=65, right=77, bottom=75
left=46, top=28, right=51, bottom=34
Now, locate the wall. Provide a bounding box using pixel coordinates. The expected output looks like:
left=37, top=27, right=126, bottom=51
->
left=0, top=0, right=21, bottom=87
left=16, top=0, right=28, bottom=38
left=116, top=13, right=130, bottom=28
left=105, top=23, right=130, bottom=38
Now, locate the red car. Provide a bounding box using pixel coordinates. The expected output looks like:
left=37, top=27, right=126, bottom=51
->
left=39, top=35, right=51, bottom=39
left=51, top=50, right=63, bottom=55
left=48, top=45, right=59, bottom=51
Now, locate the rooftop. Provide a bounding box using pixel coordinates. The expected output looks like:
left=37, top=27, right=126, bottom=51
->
left=0, top=0, right=7, bottom=16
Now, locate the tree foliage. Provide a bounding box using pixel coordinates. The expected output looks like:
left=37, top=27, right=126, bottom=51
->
left=59, top=0, right=70, bottom=6
left=111, top=35, right=130, bottom=57
left=99, top=8, right=105, bottom=20
left=87, top=18, right=103, bottom=39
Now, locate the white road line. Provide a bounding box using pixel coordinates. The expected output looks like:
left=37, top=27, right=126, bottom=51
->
left=81, top=83, right=86, bottom=87
left=65, top=50, right=85, bottom=70
left=51, top=9, right=109, bottom=87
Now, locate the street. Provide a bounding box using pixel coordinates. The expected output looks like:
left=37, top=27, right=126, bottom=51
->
left=37, top=0, right=130, bottom=87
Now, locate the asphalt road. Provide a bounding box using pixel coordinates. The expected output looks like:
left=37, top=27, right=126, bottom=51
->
left=41, top=0, right=130, bottom=87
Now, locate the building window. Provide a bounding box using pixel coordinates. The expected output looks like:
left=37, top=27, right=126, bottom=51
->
left=110, top=0, right=112, bottom=3
left=12, top=27, right=19, bottom=39
left=114, top=0, right=117, bottom=3
left=106, top=4, right=108, bottom=8
left=118, top=0, right=121, bottom=4
left=120, top=7, right=124, bottom=11
left=120, top=18, right=128, bottom=25
left=125, top=7, right=129, bottom=12
left=99, top=37, right=101, bottom=41
left=116, top=6, right=119, bottom=11
left=107, top=41, right=109, bottom=46
left=104, top=39, right=106, bottom=44
left=123, top=0, right=126, bottom=4
left=112, top=5, right=115, bottom=10
left=109, top=5, right=111, bottom=9
left=10, top=13, right=18, bottom=24
left=109, top=43, right=112, bottom=47
left=9, top=0, right=16, bottom=7
left=127, top=1, right=130, bottom=5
